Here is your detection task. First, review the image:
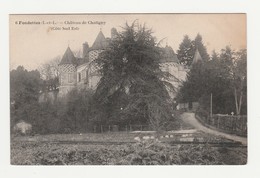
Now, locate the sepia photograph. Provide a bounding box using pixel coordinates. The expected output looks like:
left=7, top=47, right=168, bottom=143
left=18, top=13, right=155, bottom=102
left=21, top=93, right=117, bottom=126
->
left=9, top=14, right=247, bottom=165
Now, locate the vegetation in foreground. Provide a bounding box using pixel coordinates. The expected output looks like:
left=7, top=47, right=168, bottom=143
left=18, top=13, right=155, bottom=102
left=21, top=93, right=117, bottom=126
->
left=11, top=140, right=246, bottom=165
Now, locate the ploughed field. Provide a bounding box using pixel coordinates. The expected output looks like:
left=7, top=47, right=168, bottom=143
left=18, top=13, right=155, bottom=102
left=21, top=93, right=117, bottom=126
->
left=11, top=132, right=247, bottom=165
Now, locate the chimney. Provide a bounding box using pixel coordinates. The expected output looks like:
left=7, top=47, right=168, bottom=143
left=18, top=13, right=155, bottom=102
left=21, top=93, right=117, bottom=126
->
left=111, top=28, right=117, bottom=39
left=82, top=42, right=89, bottom=58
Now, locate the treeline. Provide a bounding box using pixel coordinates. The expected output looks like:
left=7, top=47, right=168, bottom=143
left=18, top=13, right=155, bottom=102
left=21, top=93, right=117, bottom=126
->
left=177, top=46, right=247, bottom=116
left=10, top=22, right=247, bottom=135
left=10, top=66, right=92, bottom=134
left=177, top=34, right=210, bottom=66
left=10, top=22, right=176, bottom=134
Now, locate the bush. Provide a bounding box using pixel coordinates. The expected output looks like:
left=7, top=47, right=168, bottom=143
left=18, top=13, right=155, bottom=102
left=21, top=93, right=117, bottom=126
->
left=12, top=140, right=225, bottom=165
left=196, top=107, right=209, bottom=122
left=11, top=88, right=95, bottom=135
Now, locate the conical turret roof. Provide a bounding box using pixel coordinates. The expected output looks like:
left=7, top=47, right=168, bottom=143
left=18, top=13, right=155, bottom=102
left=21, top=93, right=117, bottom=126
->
left=59, top=47, right=77, bottom=65
left=91, top=31, right=108, bottom=50
left=160, top=45, right=179, bottom=63
left=192, top=48, right=202, bottom=64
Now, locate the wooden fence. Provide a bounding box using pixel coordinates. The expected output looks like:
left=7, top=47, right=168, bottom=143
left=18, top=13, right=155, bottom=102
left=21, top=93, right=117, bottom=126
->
left=92, top=124, right=150, bottom=133
left=196, top=113, right=247, bottom=136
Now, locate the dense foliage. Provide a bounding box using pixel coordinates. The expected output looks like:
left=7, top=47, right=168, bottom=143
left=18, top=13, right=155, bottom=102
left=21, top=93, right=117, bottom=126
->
left=38, top=56, right=60, bottom=91
left=10, top=66, right=42, bottom=128
left=193, top=33, right=210, bottom=61
left=177, top=46, right=247, bottom=115
left=11, top=78, right=94, bottom=135
left=11, top=140, right=246, bottom=165
left=93, top=22, right=174, bottom=130
left=177, top=35, right=194, bottom=66
left=10, top=27, right=247, bottom=135
left=177, top=34, right=209, bottom=66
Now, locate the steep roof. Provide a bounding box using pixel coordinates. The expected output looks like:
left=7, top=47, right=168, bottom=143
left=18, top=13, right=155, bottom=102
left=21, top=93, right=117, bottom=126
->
left=91, top=31, right=109, bottom=50
left=77, top=57, right=89, bottom=66
left=160, top=45, right=179, bottom=63
left=192, top=48, right=202, bottom=64
left=59, top=47, right=77, bottom=65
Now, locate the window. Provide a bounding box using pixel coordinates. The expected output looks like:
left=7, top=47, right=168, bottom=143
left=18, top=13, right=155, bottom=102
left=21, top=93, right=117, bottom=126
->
left=78, top=73, right=81, bottom=82
left=68, top=73, right=73, bottom=83
left=84, top=70, right=89, bottom=84
left=82, top=70, right=86, bottom=79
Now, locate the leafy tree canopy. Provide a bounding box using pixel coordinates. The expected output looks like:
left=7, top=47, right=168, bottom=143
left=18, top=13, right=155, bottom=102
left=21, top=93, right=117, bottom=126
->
left=93, top=22, right=174, bottom=129
left=177, top=46, right=247, bottom=115
left=10, top=66, right=42, bottom=126
left=10, top=66, right=42, bottom=107
left=193, top=33, right=210, bottom=61
left=177, top=35, right=194, bottom=66
left=177, top=34, right=210, bottom=67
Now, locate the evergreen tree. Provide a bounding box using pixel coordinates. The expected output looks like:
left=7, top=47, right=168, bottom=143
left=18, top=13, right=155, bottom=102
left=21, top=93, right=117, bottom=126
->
left=177, top=46, right=247, bottom=115
left=219, top=46, right=235, bottom=67
left=211, top=50, right=219, bottom=61
left=177, top=35, right=195, bottom=66
left=192, top=33, right=210, bottom=61
left=92, top=22, right=174, bottom=130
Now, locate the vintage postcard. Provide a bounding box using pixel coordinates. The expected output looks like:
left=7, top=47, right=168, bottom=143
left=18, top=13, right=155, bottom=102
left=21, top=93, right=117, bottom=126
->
left=10, top=14, right=247, bottom=165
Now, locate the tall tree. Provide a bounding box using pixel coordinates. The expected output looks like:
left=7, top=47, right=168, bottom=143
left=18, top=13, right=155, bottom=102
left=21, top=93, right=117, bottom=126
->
left=218, top=46, right=247, bottom=115
left=177, top=46, right=247, bottom=115
left=192, top=33, right=210, bottom=61
left=211, top=50, right=219, bottom=61
left=38, top=56, right=60, bottom=80
left=177, top=35, right=195, bottom=66
left=230, top=49, right=247, bottom=115
left=93, top=22, right=174, bottom=130
left=10, top=66, right=42, bottom=107
left=38, top=56, right=61, bottom=91
left=10, top=66, right=42, bottom=126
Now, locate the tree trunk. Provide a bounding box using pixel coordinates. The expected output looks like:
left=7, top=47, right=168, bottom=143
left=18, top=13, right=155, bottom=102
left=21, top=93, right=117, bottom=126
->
left=238, top=91, right=243, bottom=115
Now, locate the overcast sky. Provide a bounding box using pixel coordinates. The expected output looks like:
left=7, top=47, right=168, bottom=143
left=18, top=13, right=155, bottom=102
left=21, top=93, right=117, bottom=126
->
left=10, top=14, right=246, bottom=70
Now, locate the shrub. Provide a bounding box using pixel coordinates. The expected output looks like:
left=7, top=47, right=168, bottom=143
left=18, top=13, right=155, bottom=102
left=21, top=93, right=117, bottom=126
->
left=12, top=140, right=225, bottom=165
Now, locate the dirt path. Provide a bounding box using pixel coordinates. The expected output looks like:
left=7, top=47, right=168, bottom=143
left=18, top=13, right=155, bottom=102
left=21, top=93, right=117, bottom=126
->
left=180, top=112, right=247, bottom=145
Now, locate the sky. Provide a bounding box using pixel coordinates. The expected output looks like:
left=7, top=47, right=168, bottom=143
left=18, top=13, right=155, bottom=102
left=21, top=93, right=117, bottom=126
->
left=10, top=14, right=246, bottom=70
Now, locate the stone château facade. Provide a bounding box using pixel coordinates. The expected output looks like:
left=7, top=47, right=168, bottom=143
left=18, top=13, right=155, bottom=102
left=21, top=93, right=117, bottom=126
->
left=58, top=29, right=109, bottom=97
left=58, top=28, right=201, bottom=99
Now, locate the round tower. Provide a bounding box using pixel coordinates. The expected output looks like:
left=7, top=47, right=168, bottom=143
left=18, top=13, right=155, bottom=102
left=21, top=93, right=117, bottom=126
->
left=89, top=30, right=108, bottom=61
left=58, top=46, right=77, bottom=97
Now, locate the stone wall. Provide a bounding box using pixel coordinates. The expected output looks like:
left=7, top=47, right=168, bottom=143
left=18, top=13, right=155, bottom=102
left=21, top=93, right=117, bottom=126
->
left=160, top=62, right=187, bottom=99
